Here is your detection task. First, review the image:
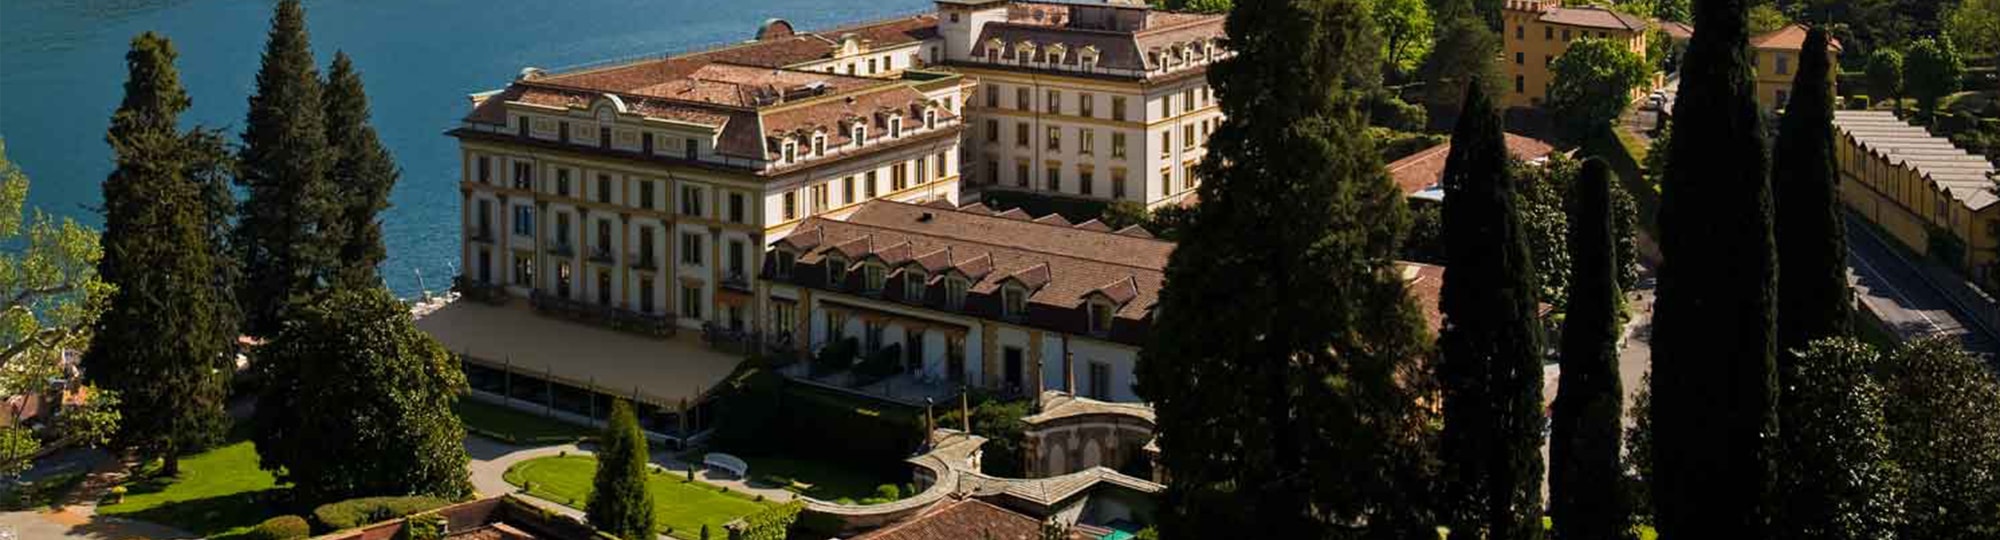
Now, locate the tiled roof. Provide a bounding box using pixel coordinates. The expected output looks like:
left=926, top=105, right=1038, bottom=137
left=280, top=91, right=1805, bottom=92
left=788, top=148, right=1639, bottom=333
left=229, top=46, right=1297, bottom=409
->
left=1659, top=21, right=1694, bottom=40
left=1833, top=110, right=1998, bottom=210
left=1538, top=6, right=1648, bottom=32
left=770, top=200, right=1174, bottom=346
left=969, top=9, right=1224, bottom=73
left=1752, top=23, right=1843, bottom=52
left=1403, top=262, right=1445, bottom=335
left=850, top=498, right=1042, bottom=540
left=1387, top=133, right=1557, bottom=195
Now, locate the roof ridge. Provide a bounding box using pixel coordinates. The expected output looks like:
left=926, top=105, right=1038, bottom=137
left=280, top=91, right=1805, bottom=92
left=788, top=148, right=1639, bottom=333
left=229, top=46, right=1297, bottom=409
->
left=822, top=218, right=1169, bottom=275
left=872, top=198, right=1178, bottom=246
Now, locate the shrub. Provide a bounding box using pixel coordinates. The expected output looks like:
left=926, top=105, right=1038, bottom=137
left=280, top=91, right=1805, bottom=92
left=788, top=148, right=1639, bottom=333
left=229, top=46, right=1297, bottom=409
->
left=312, top=496, right=453, bottom=531
left=248, top=515, right=310, bottom=540
left=872, top=484, right=901, bottom=501
left=813, top=337, right=859, bottom=373
left=854, top=343, right=903, bottom=378
left=394, top=515, right=445, bottom=540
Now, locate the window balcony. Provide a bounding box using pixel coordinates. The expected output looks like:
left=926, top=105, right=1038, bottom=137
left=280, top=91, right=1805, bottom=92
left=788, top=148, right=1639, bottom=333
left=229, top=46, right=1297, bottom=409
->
left=469, top=227, right=495, bottom=244
left=721, top=270, right=752, bottom=292
left=588, top=247, right=616, bottom=265
left=630, top=253, right=658, bottom=271
left=547, top=243, right=574, bottom=257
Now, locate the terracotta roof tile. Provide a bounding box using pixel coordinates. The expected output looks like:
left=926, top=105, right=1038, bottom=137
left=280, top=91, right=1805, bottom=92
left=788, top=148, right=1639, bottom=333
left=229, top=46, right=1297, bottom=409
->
left=1404, top=262, right=1445, bottom=334
left=1072, top=218, right=1112, bottom=232
left=995, top=208, right=1033, bottom=220
left=850, top=498, right=1041, bottom=540
left=1751, top=23, right=1843, bottom=52
left=1387, top=133, right=1556, bottom=195
left=1537, top=6, right=1647, bottom=31
left=1032, top=213, right=1073, bottom=226
left=1114, top=225, right=1153, bottom=238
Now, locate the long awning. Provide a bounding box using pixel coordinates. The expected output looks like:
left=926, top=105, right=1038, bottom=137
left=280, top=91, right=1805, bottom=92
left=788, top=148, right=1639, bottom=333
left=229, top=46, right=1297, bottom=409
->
left=415, top=300, right=743, bottom=407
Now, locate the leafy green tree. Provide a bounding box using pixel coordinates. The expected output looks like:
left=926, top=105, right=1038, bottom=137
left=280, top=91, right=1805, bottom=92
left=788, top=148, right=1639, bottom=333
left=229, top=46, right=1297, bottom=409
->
left=1776, top=338, right=1901, bottom=540
left=1772, top=27, right=1849, bottom=360
left=1881, top=337, right=2000, bottom=540
left=59, top=387, right=121, bottom=449
left=84, top=33, right=232, bottom=476
left=323, top=52, right=398, bottom=290
left=1947, top=0, right=2000, bottom=68
left=1154, top=0, right=1233, bottom=13
left=1550, top=158, right=1630, bottom=540
left=1514, top=157, right=1576, bottom=310
left=1548, top=37, right=1653, bottom=140
left=1437, top=81, right=1545, bottom=540
left=938, top=399, right=1030, bottom=477
left=1135, top=0, right=1436, bottom=536
left=0, top=139, right=109, bottom=413
left=237, top=0, right=340, bottom=337
left=1903, top=37, right=1964, bottom=117
left=1650, top=0, right=1690, bottom=23
left=0, top=428, right=38, bottom=479
left=1748, top=3, right=1788, bottom=35
left=1375, top=0, right=1435, bottom=75
left=1650, top=0, right=1779, bottom=536
left=1422, top=0, right=1503, bottom=130
left=1864, top=49, right=1903, bottom=108
left=252, top=287, right=472, bottom=504
left=588, top=399, right=655, bottom=540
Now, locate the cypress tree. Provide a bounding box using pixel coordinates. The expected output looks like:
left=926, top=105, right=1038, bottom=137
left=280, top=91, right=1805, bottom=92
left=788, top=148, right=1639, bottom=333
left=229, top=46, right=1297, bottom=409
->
left=237, top=0, right=339, bottom=337
left=1437, top=81, right=1544, bottom=540
left=1649, top=0, right=1779, bottom=536
left=250, top=287, right=473, bottom=504
left=323, top=51, right=397, bottom=290
left=85, top=32, right=234, bottom=476
left=1773, top=26, right=1848, bottom=358
left=1135, top=0, right=1436, bottom=536
left=589, top=399, right=656, bottom=540
left=1550, top=158, right=1630, bottom=540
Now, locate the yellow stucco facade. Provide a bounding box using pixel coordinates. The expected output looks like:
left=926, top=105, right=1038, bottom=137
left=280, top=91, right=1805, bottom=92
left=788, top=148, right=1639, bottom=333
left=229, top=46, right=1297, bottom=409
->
left=1500, top=0, right=1653, bottom=109
left=1750, top=24, right=1842, bottom=112
left=1834, top=111, right=2000, bottom=285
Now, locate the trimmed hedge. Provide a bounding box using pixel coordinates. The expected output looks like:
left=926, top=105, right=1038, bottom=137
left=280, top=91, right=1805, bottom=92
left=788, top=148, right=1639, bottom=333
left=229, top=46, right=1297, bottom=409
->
left=247, top=515, right=310, bottom=540
left=313, top=496, right=452, bottom=531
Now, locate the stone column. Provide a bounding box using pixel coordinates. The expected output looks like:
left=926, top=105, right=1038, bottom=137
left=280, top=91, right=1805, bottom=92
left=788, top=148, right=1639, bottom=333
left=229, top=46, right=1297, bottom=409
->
left=619, top=213, right=631, bottom=309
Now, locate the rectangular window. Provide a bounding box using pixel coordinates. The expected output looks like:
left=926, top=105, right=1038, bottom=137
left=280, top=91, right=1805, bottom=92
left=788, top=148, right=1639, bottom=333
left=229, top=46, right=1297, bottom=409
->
left=892, top=163, right=909, bottom=191
left=640, top=182, right=655, bottom=210
left=1047, top=89, right=1061, bottom=114
left=681, top=285, right=702, bottom=319
left=1003, top=287, right=1027, bottom=318
left=1047, top=126, right=1061, bottom=151
left=685, top=138, right=698, bottom=160
left=1016, top=122, right=1030, bottom=147
left=916, top=156, right=929, bottom=184
left=680, top=232, right=703, bottom=265
left=639, top=278, right=655, bottom=313
left=1161, top=167, right=1172, bottom=196
left=1516, top=25, right=1524, bottom=39
left=935, top=152, right=947, bottom=178
left=513, top=206, right=534, bottom=236
left=1080, top=93, right=1095, bottom=117
left=865, top=171, right=879, bottom=198
left=904, top=271, right=926, bottom=302
left=810, top=184, right=829, bottom=213
left=1184, top=124, right=1197, bottom=149
left=783, top=192, right=797, bottom=221
left=513, top=162, right=532, bottom=190
left=1776, top=54, right=1790, bottom=75
left=1017, top=87, right=1030, bottom=110
left=514, top=254, right=534, bottom=286
left=1516, top=75, right=1525, bottom=93
left=596, top=174, right=611, bottom=203
left=843, top=176, right=856, bottom=203
left=1048, top=165, right=1062, bottom=193
left=1080, top=129, right=1095, bottom=155
left=1080, top=169, right=1094, bottom=196
left=986, top=119, right=999, bottom=142
left=642, top=132, right=654, bottom=154
left=986, top=84, right=998, bottom=108
left=1112, top=96, right=1127, bottom=121
left=1159, top=96, right=1170, bottom=119
left=1112, top=132, right=1128, bottom=158
left=1160, top=130, right=1172, bottom=157
left=1562, top=29, right=1571, bottom=41
left=1183, top=88, right=1195, bottom=113
left=1016, top=162, right=1030, bottom=188
left=681, top=186, right=703, bottom=217
left=985, top=160, right=999, bottom=186
left=945, top=278, right=968, bottom=309
left=477, top=156, right=491, bottom=183
left=556, top=168, right=571, bottom=197
left=1088, top=362, right=1110, bottom=400
left=1545, top=26, right=1553, bottom=40
left=729, top=193, right=745, bottom=223
left=1515, top=52, right=1524, bottom=65
left=1112, top=168, right=1128, bottom=199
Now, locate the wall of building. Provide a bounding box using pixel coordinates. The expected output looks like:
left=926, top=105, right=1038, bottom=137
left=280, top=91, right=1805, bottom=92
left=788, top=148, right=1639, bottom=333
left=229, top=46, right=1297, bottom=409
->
left=1835, top=132, right=2000, bottom=282
left=1500, top=12, right=1649, bottom=109
left=962, top=69, right=1216, bottom=208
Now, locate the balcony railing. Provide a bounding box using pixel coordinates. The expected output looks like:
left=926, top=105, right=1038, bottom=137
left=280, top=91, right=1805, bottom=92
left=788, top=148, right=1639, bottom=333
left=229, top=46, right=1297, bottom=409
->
left=453, top=275, right=510, bottom=305
left=469, top=227, right=495, bottom=243
left=721, top=270, right=751, bottom=292
left=529, top=290, right=674, bottom=337
left=547, top=243, right=574, bottom=257
left=588, top=247, right=616, bottom=265
left=630, top=253, right=658, bottom=271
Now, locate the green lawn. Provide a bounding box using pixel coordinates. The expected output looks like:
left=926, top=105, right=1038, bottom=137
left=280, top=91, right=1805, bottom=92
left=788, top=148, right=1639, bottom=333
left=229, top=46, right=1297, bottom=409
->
left=726, top=453, right=895, bottom=502
left=456, top=398, right=595, bottom=443
left=1, top=471, right=87, bottom=511
left=504, top=455, right=772, bottom=539
left=97, top=439, right=285, bottom=540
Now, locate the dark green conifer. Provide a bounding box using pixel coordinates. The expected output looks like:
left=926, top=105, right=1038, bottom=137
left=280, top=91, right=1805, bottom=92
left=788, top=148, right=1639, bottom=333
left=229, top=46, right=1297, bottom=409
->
left=1649, top=0, right=1779, bottom=536
left=1135, top=0, right=1436, bottom=537
left=237, top=0, right=339, bottom=337
left=1437, top=80, right=1544, bottom=540
left=1773, top=27, right=1849, bottom=358
left=1550, top=158, right=1630, bottom=540
left=589, top=400, right=656, bottom=540
left=85, top=32, right=234, bottom=476
left=323, top=52, right=397, bottom=290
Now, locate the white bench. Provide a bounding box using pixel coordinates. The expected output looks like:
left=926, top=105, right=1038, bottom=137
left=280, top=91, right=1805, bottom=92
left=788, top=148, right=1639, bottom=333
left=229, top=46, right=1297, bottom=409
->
left=704, top=452, right=749, bottom=479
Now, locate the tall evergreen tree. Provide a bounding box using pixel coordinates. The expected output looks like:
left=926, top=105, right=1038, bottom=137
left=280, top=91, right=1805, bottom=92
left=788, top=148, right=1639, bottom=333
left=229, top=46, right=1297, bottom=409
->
left=1421, top=0, right=1502, bottom=131
left=1649, top=0, right=1779, bottom=536
left=589, top=399, right=655, bottom=540
left=237, top=0, right=339, bottom=337
left=1773, top=27, right=1849, bottom=370
left=1549, top=158, right=1630, bottom=540
left=1135, top=0, right=1437, bottom=537
left=1437, top=81, right=1544, bottom=540
left=323, top=52, right=396, bottom=290
left=85, top=32, right=233, bottom=475
left=250, top=287, right=472, bottom=504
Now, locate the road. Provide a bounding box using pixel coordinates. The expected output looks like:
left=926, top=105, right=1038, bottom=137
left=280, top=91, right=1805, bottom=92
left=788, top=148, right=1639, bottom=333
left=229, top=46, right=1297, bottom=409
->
left=1844, top=215, right=2000, bottom=356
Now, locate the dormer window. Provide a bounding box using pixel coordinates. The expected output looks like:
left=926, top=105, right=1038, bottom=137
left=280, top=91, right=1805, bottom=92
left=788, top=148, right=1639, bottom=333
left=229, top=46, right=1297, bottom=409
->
left=1002, top=285, right=1027, bottom=319
left=889, top=116, right=902, bottom=138
left=945, top=277, right=968, bottom=309
left=1015, top=42, right=1036, bottom=63
left=782, top=141, right=798, bottom=164
left=864, top=263, right=887, bottom=293
left=1088, top=301, right=1114, bottom=335
left=924, top=109, right=937, bottom=130
left=1080, top=47, right=1099, bottom=69
left=985, top=40, right=1002, bottom=62
left=852, top=125, right=866, bottom=147
left=1045, top=44, right=1066, bottom=65
left=812, top=134, right=826, bottom=156
left=775, top=250, right=795, bottom=279
left=827, top=256, right=848, bottom=287
left=904, top=269, right=926, bottom=301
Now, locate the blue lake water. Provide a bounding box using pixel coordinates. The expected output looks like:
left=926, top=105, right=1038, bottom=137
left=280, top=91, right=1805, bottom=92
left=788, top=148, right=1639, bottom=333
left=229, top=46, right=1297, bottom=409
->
left=0, top=0, right=930, bottom=297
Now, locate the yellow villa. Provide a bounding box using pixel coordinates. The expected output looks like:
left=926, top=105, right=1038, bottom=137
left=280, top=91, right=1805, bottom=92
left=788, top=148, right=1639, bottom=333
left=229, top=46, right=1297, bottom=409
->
left=1834, top=110, right=2000, bottom=286
left=1751, top=23, right=1842, bottom=112
left=1500, top=0, right=1654, bottom=109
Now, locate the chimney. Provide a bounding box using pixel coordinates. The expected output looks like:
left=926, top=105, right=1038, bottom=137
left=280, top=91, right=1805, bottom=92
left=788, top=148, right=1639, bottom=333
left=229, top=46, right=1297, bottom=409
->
left=919, top=211, right=935, bottom=222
